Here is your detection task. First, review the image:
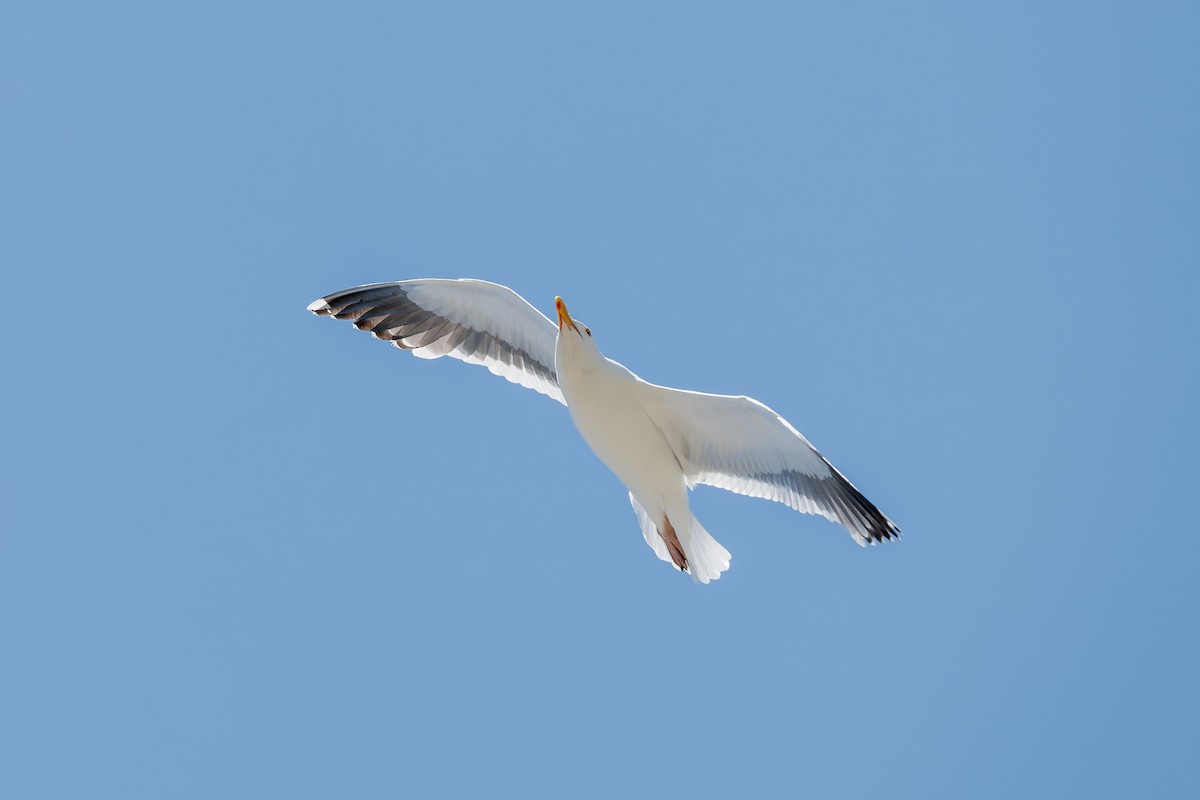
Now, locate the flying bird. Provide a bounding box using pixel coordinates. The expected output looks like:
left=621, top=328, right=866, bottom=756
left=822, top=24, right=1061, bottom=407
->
left=308, top=279, right=900, bottom=582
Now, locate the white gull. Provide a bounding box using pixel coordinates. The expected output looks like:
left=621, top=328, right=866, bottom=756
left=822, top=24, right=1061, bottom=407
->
left=308, top=278, right=901, bottom=583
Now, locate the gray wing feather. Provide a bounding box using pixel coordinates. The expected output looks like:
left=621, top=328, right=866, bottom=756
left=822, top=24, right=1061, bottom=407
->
left=308, top=279, right=564, bottom=404
left=637, top=384, right=900, bottom=546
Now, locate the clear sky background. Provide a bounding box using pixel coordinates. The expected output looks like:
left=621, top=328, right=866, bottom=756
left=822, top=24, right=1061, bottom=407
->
left=2, top=2, right=1197, bottom=798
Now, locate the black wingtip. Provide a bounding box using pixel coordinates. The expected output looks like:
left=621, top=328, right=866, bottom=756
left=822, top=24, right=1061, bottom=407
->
left=835, top=470, right=902, bottom=546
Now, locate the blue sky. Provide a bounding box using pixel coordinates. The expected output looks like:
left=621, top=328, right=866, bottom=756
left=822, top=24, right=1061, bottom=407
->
left=2, top=2, right=1197, bottom=797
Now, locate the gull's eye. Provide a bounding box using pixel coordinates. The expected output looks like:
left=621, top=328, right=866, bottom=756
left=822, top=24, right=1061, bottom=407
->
left=585, top=327, right=592, bottom=337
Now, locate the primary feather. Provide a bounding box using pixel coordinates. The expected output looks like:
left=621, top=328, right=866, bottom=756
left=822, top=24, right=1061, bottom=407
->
left=307, top=279, right=563, bottom=403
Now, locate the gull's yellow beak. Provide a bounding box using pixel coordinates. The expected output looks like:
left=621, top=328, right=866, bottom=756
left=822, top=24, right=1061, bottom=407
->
left=555, top=296, right=578, bottom=333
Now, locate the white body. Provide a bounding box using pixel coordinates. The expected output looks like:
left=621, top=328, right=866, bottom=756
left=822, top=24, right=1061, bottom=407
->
left=556, top=321, right=732, bottom=581
left=559, top=358, right=683, bottom=520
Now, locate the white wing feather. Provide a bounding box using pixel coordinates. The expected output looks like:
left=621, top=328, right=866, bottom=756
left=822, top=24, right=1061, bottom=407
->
left=308, top=279, right=564, bottom=404
left=636, top=383, right=900, bottom=546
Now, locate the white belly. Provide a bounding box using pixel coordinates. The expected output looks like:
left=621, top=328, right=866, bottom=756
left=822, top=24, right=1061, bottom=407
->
left=555, top=345, right=731, bottom=582
left=560, top=362, right=684, bottom=509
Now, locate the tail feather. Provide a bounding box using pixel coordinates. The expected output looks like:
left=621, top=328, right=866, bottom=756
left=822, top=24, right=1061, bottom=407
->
left=630, top=493, right=678, bottom=569
left=680, top=515, right=731, bottom=584
left=629, top=493, right=731, bottom=584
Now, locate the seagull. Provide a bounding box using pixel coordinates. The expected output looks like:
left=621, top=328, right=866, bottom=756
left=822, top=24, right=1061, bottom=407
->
left=308, top=278, right=900, bottom=582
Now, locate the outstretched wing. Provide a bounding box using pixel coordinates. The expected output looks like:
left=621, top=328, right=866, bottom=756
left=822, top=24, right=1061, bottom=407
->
left=636, top=383, right=900, bottom=546
left=308, top=279, right=564, bottom=404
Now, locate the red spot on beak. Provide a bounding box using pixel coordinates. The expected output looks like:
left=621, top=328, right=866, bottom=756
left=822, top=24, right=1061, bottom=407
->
left=555, top=296, right=573, bottom=332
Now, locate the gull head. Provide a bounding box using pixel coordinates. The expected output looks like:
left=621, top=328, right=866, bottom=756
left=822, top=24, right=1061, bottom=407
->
left=554, top=296, right=603, bottom=370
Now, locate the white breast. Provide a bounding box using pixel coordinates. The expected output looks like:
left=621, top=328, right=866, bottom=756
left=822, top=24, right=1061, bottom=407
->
left=558, top=357, right=684, bottom=508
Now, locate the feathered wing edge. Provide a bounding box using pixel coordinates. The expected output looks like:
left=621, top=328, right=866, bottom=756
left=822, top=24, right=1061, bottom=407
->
left=308, top=279, right=565, bottom=404
left=636, top=383, right=901, bottom=547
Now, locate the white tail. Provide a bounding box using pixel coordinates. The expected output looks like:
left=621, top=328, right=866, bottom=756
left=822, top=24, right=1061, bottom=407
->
left=629, top=493, right=732, bottom=584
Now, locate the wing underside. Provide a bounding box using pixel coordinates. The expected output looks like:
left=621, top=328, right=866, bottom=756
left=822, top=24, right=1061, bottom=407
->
left=637, top=383, right=900, bottom=546
left=308, top=279, right=565, bottom=404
